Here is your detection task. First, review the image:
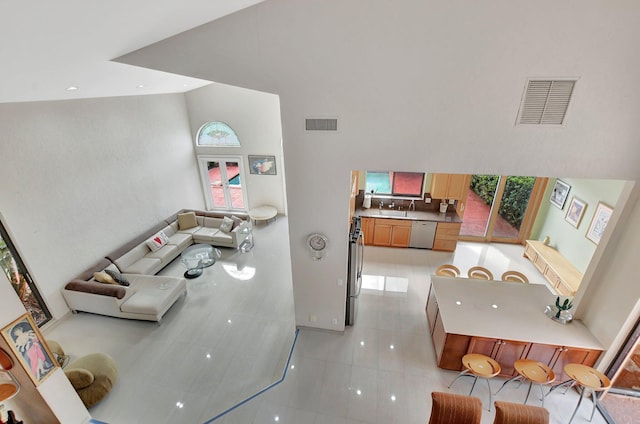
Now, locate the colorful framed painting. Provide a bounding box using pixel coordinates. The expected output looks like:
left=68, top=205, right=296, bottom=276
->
left=550, top=179, right=571, bottom=209
left=565, top=197, right=587, bottom=228
left=586, top=202, right=613, bottom=245
left=1, top=314, right=57, bottom=385
left=248, top=155, right=277, bottom=175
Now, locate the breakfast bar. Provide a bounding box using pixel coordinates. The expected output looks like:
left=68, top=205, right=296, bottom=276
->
left=426, top=277, right=603, bottom=381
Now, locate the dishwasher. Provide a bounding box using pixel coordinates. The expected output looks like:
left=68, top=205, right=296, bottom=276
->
left=409, top=221, right=437, bottom=249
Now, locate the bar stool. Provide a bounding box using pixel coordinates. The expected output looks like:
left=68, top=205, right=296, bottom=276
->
left=468, top=266, right=494, bottom=280
left=494, top=359, right=555, bottom=406
left=547, top=363, right=611, bottom=423
left=435, top=264, right=461, bottom=277
left=501, top=270, right=530, bottom=284
left=448, top=353, right=502, bottom=411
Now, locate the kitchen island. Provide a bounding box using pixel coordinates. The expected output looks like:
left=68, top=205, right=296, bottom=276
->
left=426, top=277, right=603, bottom=380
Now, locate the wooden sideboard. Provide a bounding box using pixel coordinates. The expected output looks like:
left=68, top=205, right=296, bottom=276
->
left=524, top=240, right=583, bottom=296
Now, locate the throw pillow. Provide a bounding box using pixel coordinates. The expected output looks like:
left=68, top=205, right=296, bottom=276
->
left=220, top=216, right=234, bottom=233
left=104, top=269, right=130, bottom=286
left=65, top=368, right=95, bottom=390
left=93, top=271, right=118, bottom=285
left=145, top=231, right=169, bottom=252
left=177, top=212, right=197, bottom=230
left=230, top=215, right=244, bottom=230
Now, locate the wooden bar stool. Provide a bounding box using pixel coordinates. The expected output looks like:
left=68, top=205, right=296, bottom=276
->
left=468, top=266, right=494, bottom=280
left=501, top=270, right=530, bottom=284
left=448, top=353, right=502, bottom=411
left=494, top=359, right=555, bottom=406
left=435, top=264, right=461, bottom=277
left=547, top=363, right=610, bottom=423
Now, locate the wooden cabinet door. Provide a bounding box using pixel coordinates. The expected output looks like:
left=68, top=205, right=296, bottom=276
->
left=447, top=174, right=467, bottom=200
left=426, top=285, right=438, bottom=334
left=372, top=220, right=392, bottom=246
left=390, top=223, right=412, bottom=247
left=430, top=174, right=449, bottom=198
left=361, top=217, right=375, bottom=245
left=468, top=337, right=530, bottom=377
left=433, top=222, right=462, bottom=251
left=493, top=340, right=531, bottom=377
left=551, top=347, right=602, bottom=382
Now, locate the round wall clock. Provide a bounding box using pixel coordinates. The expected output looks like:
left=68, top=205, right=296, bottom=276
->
left=307, top=233, right=328, bottom=260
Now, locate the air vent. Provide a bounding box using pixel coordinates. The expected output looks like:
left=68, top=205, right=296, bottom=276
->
left=517, top=80, right=576, bottom=125
left=305, top=118, right=338, bottom=131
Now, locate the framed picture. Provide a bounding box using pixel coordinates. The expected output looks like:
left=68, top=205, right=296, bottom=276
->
left=248, top=155, right=277, bottom=175
left=1, top=314, right=57, bottom=385
left=586, top=202, right=613, bottom=245
left=550, top=179, right=571, bottom=209
left=565, top=197, right=587, bottom=228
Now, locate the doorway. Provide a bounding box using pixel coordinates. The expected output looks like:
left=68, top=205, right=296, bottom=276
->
left=198, top=156, right=247, bottom=211
left=460, top=175, right=543, bottom=243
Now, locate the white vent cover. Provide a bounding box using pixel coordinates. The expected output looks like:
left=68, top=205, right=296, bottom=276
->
left=305, top=118, right=338, bottom=131
left=517, top=80, right=576, bottom=125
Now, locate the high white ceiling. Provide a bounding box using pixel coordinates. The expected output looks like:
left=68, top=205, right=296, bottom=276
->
left=0, top=0, right=264, bottom=104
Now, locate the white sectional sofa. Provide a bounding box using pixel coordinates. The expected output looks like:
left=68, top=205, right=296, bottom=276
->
left=62, top=210, right=252, bottom=321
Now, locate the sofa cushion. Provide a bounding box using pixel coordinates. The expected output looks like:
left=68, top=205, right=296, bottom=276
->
left=122, top=257, right=162, bottom=275
left=120, top=280, right=183, bottom=315
left=65, top=368, right=95, bottom=390
left=203, top=217, right=224, bottom=228
left=230, top=215, right=244, bottom=229
left=65, top=280, right=128, bottom=299
left=146, top=244, right=179, bottom=261
left=145, top=231, right=169, bottom=252
left=209, top=231, right=233, bottom=244
left=167, top=232, right=193, bottom=250
left=177, top=212, right=197, bottom=230
left=104, top=269, right=130, bottom=286
left=220, top=216, right=234, bottom=233
left=93, top=271, right=118, bottom=285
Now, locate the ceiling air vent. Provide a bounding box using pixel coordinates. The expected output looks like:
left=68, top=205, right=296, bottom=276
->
left=517, top=80, right=576, bottom=125
left=305, top=118, right=338, bottom=131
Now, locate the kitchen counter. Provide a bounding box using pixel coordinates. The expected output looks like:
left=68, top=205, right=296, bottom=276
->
left=430, top=276, right=602, bottom=349
left=355, top=207, right=462, bottom=223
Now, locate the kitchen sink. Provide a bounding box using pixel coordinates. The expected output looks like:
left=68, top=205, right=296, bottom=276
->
left=378, top=209, right=408, bottom=217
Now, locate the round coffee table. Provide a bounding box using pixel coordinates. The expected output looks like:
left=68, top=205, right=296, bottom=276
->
left=180, top=244, right=220, bottom=278
left=249, top=205, right=277, bottom=225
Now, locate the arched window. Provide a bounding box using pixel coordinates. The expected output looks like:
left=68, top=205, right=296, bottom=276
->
left=197, top=121, right=240, bottom=147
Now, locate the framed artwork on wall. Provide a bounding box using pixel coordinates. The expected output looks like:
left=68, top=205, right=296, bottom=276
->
left=248, top=155, right=277, bottom=175
left=1, top=313, right=57, bottom=385
left=586, top=202, right=613, bottom=245
left=550, top=179, right=571, bottom=209
left=565, top=197, right=587, bottom=228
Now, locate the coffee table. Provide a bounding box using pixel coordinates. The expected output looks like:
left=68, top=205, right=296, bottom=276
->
left=180, top=244, right=220, bottom=279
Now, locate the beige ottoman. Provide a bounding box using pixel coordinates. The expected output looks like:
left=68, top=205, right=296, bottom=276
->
left=47, top=340, right=117, bottom=408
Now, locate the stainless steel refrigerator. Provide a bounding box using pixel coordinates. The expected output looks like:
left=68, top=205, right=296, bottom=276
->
left=346, top=216, right=364, bottom=325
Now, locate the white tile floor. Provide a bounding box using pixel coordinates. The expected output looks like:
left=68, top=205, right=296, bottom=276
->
left=46, top=219, right=609, bottom=424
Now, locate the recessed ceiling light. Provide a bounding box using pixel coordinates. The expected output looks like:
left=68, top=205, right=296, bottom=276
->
left=66, top=86, right=78, bottom=91
left=137, top=84, right=145, bottom=88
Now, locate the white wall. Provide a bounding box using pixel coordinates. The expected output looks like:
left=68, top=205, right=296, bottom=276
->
left=533, top=178, right=626, bottom=272
left=185, top=83, right=286, bottom=212
left=0, top=94, right=203, bottom=319
left=118, top=0, right=640, bottom=342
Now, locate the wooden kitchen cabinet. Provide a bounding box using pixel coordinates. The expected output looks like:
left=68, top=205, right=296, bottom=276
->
left=524, top=240, right=583, bottom=296
left=372, top=218, right=412, bottom=247
left=433, top=222, right=462, bottom=251
left=431, top=173, right=468, bottom=200
left=467, top=337, right=531, bottom=377
left=361, top=217, right=375, bottom=245
left=527, top=343, right=601, bottom=382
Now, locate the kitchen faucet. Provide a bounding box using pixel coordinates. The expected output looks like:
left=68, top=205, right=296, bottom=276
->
left=389, top=201, right=395, bottom=209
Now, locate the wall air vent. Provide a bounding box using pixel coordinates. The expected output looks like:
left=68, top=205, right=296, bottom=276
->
left=305, top=118, right=338, bottom=131
left=517, top=79, right=576, bottom=125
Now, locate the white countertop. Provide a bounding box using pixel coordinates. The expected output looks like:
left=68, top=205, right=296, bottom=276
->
left=356, top=208, right=462, bottom=223
left=431, top=276, right=603, bottom=350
